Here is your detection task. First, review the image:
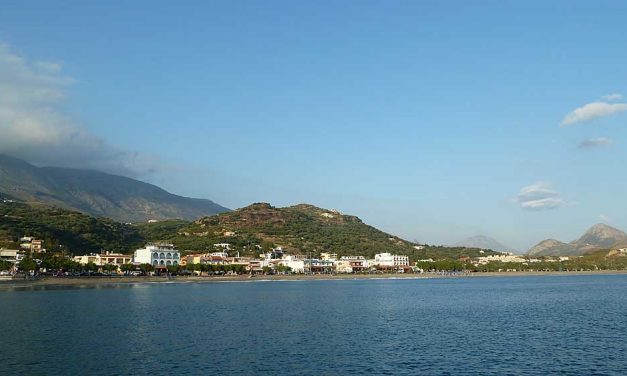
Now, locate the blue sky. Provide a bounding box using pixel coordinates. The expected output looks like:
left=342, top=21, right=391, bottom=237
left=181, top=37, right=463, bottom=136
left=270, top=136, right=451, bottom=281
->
left=2, top=1, right=627, bottom=250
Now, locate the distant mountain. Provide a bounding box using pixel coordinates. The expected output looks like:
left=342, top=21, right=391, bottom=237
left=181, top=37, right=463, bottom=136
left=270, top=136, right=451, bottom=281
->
left=452, top=235, right=517, bottom=253
left=528, top=223, right=627, bottom=256
left=527, top=239, right=578, bottom=257
left=572, top=223, right=627, bottom=251
left=0, top=154, right=229, bottom=222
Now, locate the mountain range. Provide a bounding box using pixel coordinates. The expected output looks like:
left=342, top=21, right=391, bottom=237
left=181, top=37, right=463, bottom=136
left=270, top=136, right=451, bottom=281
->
left=0, top=154, right=229, bottom=222
left=452, top=235, right=517, bottom=253
left=527, top=223, right=627, bottom=256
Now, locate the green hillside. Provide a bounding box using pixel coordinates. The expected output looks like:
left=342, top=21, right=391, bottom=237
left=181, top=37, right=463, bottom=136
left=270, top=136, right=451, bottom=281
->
left=136, top=203, right=499, bottom=261
left=1, top=201, right=500, bottom=261
left=0, top=202, right=143, bottom=254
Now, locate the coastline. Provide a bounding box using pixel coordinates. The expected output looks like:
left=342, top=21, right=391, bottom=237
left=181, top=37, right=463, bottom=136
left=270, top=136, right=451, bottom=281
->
left=2, top=270, right=627, bottom=290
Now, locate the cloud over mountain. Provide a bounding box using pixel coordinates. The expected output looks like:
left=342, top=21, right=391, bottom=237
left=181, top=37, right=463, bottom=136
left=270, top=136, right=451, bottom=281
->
left=516, top=182, right=565, bottom=210
left=0, top=43, right=160, bottom=178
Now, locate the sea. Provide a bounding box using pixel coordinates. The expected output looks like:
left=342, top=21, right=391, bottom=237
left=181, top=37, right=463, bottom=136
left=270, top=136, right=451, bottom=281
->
left=1, top=274, right=626, bottom=375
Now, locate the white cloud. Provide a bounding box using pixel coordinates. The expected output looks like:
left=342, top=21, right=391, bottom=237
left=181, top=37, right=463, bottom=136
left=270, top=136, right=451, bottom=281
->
left=578, top=137, right=612, bottom=149
left=516, top=182, right=566, bottom=210
left=0, top=43, right=160, bottom=177
left=561, top=101, right=627, bottom=126
left=599, top=214, right=612, bottom=223
left=601, top=93, right=623, bottom=102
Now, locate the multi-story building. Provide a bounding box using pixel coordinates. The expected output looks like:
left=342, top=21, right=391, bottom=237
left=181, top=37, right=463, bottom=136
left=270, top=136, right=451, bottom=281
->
left=73, top=252, right=133, bottom=269
left=338, top=256, right=368, bottom=273
left=373, top=253, right=409, bottom=267
left=133, top=244, right=180, bottom=268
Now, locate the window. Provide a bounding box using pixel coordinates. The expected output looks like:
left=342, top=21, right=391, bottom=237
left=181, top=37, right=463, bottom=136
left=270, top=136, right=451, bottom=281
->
left=153, top=252, right=158, bottom=258
left=159, top=253, right=165, bottom=259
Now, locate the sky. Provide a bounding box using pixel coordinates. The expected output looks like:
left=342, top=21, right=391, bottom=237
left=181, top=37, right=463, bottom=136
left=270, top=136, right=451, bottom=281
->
left=1, top=1, right=627, bottom=251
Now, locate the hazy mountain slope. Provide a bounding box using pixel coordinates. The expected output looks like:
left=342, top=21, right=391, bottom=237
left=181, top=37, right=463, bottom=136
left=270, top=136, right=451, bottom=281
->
left=527, top=239, right=578, bottom=256
left=0, top=154, right=229, bottom=222
left=527, top=223, right=627, bottom=256
left=452, top=235, right=516, bottom=253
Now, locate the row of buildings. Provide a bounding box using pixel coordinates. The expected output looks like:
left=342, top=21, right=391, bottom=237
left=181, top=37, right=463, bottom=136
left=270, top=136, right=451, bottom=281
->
left=1, top=240, right=412, bottom=275
left=129, top=244, right=412, bottom=274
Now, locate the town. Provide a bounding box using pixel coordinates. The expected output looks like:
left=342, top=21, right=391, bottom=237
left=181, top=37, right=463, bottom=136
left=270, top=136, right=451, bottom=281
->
left=2, top=235, right=621, bottom=279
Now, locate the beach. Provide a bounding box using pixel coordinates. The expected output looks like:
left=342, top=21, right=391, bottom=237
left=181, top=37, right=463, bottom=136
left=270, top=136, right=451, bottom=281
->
left=2, top=270, right=627, bottom=290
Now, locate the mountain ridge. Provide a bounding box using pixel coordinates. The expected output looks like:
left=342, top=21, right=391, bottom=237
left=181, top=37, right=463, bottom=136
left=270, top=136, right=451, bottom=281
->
left=528, top=223, right=627, bottom=256
left=0, top=154, right=229, bottom=222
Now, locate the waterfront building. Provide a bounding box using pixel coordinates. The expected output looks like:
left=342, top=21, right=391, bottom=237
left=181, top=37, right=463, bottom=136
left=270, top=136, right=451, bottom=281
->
left=307, top=259, right=335, bottom=273
left=373, top=253, right=409, bottom=267
left=473, top=254, right=526, bottom=265
left=280, top=255, right=306, bottom=273
left=339, top=256, right=368, bottom=272
left=133, top=244, right=180, bottom=267
left=0, top=249, right=20, bottom=263
left=73, top=252, right=132, bottom=269
left=99, top=252, right=132, bottom=267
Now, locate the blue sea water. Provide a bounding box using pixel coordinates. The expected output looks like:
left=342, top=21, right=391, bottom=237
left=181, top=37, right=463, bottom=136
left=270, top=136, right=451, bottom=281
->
left=1, top=275, right=626, bottom=375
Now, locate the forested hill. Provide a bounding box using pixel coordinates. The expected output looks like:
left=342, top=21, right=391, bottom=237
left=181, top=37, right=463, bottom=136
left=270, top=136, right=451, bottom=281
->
left=0, top=202, right=143, bottom=254
left=136, top=203, right=500, bottom=260
left=1, top=201, right=500, bottom=260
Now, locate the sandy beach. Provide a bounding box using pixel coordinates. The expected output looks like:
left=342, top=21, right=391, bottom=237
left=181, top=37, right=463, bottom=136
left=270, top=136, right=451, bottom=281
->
left=1, top=270, right=627, bottom=290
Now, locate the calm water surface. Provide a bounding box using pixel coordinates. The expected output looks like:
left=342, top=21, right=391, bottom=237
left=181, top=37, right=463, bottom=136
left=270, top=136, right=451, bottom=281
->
left=1, top=275, right=626, bottom=375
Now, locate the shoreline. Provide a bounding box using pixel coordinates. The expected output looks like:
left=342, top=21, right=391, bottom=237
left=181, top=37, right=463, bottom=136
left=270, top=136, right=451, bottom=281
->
left=1, top=270, right=627, bottom=290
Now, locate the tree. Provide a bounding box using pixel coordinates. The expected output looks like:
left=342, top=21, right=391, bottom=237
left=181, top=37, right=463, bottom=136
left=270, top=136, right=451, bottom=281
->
left=166, top=265, right=180, bottom=274
left=102, top=264, right=118, bottom=273
left=18, top=257, right=38, bottom=273
left=139, top=263, right=154, bottom=275
left=0, top=260, right=13, bottom=271
left=84, top=262, right=98, bottom=272
left=120, top=263, right=135, bottom=274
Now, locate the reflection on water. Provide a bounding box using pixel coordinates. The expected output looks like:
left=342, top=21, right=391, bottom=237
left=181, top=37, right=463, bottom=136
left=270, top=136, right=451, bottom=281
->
left=1, top=275, right=627, bottom=375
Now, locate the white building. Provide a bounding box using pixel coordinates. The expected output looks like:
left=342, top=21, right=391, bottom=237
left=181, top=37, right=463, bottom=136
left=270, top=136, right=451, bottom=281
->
left=280, top=255, right=306, bottom=273
left=133, top=244, right=180, bottom=268
left=373, top=253, right=409, bottom=267
left=474, top=254, right=526, bottom=265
